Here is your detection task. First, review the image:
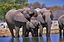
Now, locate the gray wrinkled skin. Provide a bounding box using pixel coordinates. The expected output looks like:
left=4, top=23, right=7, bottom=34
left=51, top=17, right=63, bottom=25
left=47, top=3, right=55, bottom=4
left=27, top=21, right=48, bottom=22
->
left=22, top=10, right=30, bottom=19
left=5, top=9, right=29, bottom=37
left=5, top=9, right=28, bottom=24
left=36, top=12, right=45, bottom=24
left=26, top=21, right=35, bottom=29
left=26, top=15, right=41, bottom=36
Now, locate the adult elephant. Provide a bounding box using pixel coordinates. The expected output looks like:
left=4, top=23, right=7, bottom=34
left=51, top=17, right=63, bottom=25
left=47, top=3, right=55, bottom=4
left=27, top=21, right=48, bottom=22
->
left=58, top=15, right=64, bottom=38
left=38, top=8, right=53, bottom=37
left=5, top=9, right=31, bottom=37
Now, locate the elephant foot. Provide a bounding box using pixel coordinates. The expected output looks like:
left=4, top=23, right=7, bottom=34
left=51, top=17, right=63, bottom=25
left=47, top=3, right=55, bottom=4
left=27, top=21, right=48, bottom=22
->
left=31, top=34, right=36, bottom=37
left=12, top=36, right=15, bottom=38
left=24, top=32, right=29, bottom=37
left=15, top=35, right=20, bottom=38
left=25, top=35, right=29, bottom=37
left=39, top=33, right=42, bottom=37
left=46, top=34, right=50, bottom=38
left=35, top=34, right=38, bottom=37
left=39, top=35, right=42, bottom=37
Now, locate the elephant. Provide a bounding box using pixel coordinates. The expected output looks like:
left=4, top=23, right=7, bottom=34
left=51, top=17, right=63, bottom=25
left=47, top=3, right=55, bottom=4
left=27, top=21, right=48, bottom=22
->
left=38, top=8, right=53, bottom=37
left=58, top=15, right=64, bottom=38
left=5, top=9, right=31, bottom=37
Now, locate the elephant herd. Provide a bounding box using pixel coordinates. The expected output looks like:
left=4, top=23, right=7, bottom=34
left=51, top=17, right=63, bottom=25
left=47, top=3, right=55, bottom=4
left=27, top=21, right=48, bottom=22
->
left=5, top=7, right=64, bottom=38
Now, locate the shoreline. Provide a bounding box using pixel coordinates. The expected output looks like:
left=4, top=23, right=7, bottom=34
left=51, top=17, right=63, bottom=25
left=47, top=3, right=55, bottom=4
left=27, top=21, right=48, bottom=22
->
left=0, top=26, right=60, bottom=37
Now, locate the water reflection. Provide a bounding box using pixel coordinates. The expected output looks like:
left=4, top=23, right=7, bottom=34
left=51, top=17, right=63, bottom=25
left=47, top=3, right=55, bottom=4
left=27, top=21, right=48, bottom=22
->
left=59, top=36, right=64, bottom=42
left=10, top=37, right=14, bottom=42
left=46, top=36, right=51, bottom=42
left=23, top=36, right=38, bottom=42
left=23, top=37, right=30, bottom=42
left=15, top=38, right=20, bottom=42
left=10, top=37, right=20, bottom=42
left=59, top=37, right=64, bottom=42
left=38, top=37, right=43, bottom=42
left=0, top=34, right=64, bottom=42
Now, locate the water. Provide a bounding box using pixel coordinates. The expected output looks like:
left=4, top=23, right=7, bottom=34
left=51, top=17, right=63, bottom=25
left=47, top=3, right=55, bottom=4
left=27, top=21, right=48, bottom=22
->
left=0, top=34, right=64, bottom=42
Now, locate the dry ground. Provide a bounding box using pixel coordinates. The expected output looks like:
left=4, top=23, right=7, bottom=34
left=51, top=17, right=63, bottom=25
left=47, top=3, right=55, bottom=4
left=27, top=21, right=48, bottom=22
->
left=0, top=26, right=60, bottom=37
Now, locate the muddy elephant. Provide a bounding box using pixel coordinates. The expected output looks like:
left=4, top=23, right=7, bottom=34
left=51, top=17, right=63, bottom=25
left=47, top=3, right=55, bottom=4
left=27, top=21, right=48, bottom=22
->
left=5, top=9, right=31, bottom=37
left=58, top=15, right=64, bottom=38
left=38, top=8, right=53, bottom=37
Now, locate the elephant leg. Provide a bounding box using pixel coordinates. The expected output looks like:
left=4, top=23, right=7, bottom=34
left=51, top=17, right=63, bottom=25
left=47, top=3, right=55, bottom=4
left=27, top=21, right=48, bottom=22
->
left=35, top=28, right=38, bottom=37
left=25, top=29, right=29, bottom=37
left=46, top=24, right=51, bottom=42
left=30, top=28, right=37, bottom=37
left=9, top=28, right=14, bottom=37
left=59, top=25, right=62, bottom=38
left=46, top=24, right=50, bottom=37
left=30, top=28, right=34, bottom=37
left=46, top=26, right=48, bottom=37
left=7, top=22, right=14, bottom=37
left=23, top=22, right=26, bottom=37
left=39, top=25, right=43, bottom=37
left=15, top=26, right=19, bottom=38
left=14, top=21, right=23, bottom=37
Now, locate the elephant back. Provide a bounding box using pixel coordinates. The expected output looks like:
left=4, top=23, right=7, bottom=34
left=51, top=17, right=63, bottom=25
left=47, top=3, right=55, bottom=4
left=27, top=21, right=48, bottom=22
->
left=5, top=9, right=28, bottom=24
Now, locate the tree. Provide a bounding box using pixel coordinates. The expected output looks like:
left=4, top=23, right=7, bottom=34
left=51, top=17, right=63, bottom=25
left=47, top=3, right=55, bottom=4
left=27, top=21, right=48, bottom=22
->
left=15, top=0, right=28, bottom=4
left=0, top=0, right=28, bottom=4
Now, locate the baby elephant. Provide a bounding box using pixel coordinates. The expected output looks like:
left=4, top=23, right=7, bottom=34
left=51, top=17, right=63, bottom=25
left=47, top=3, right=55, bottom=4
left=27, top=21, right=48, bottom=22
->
left=58, top=15, right=64, bottom=38
left=26, top=16, right=41, bottom=37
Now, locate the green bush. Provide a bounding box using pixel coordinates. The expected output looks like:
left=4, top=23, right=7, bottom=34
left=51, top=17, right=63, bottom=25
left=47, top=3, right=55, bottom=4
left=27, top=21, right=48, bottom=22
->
left=0, top=4, right=29, bottom=20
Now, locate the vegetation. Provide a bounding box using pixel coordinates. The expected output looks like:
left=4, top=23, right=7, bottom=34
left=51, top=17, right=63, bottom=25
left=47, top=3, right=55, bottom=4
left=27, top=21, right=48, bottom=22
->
left=0, top=0, right=28, bottom=20
left=0, top=0, right=28, bottom=4
left=0, top=4, right=29, bottom=20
